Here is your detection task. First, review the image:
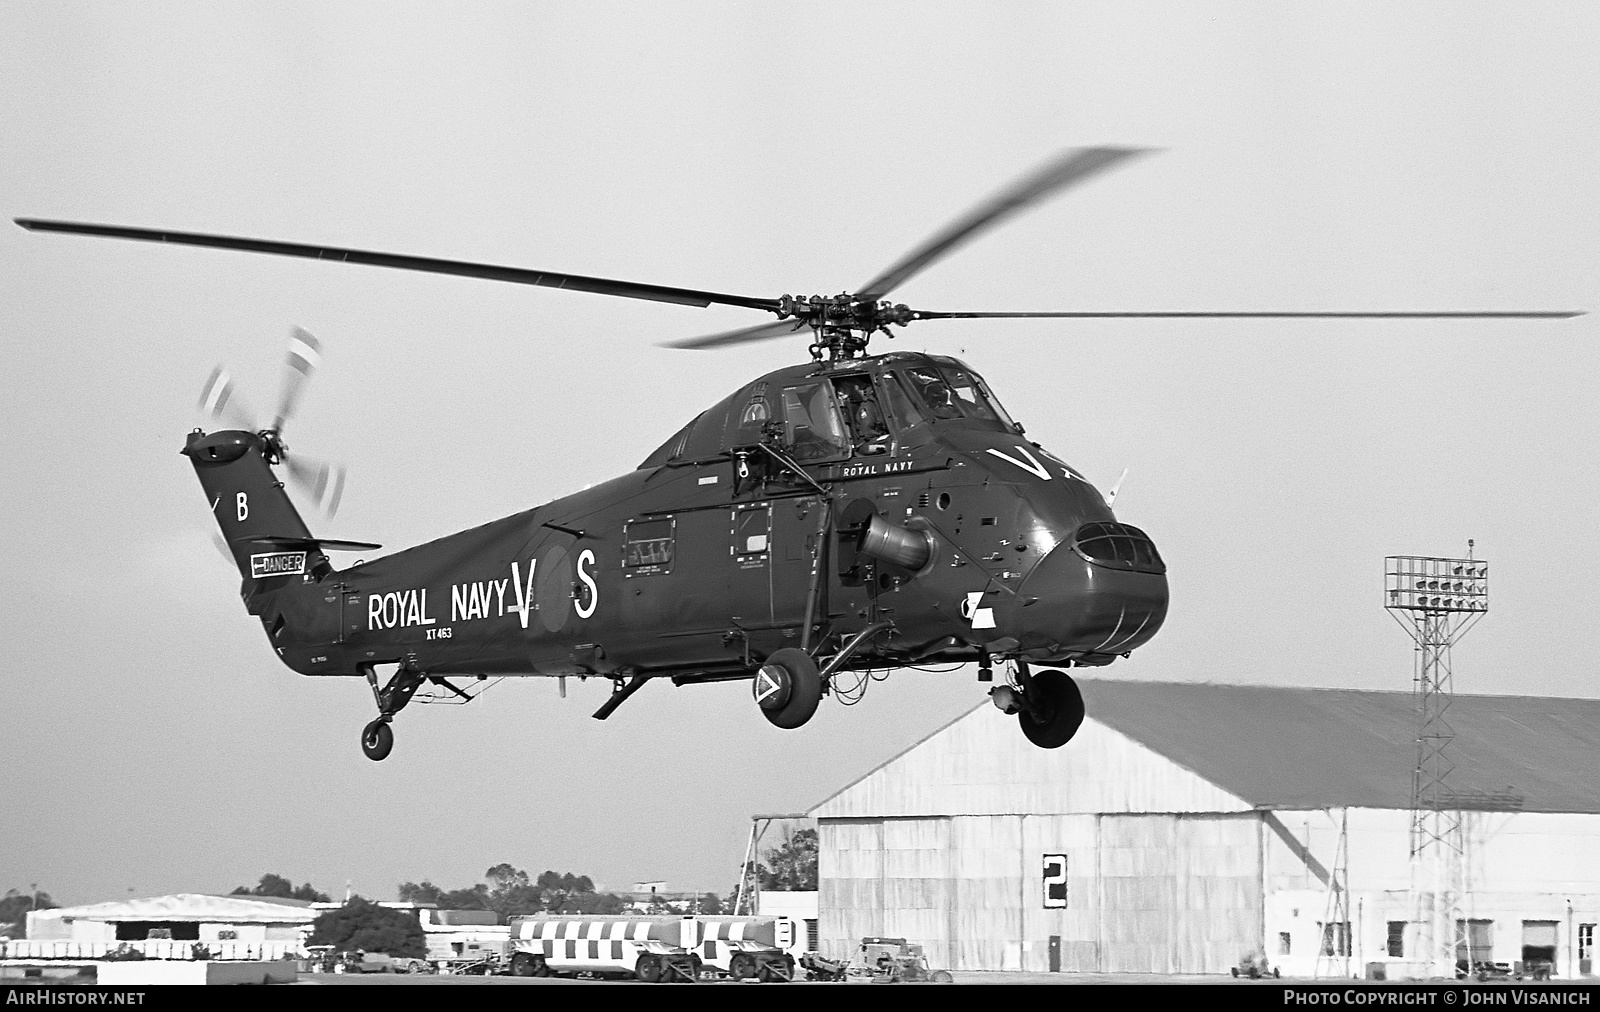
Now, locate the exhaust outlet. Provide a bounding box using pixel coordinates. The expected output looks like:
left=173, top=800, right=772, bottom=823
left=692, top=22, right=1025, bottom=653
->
left=859, top=514, right=933, bottom=570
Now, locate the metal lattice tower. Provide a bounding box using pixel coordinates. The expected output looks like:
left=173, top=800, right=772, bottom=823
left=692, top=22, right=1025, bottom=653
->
left=1385, top=547, right=1488, bottom=978
left=1315, top=808, right=1352, bottom=978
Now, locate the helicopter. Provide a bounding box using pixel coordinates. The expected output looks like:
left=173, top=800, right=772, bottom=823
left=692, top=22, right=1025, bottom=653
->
left=15, top=147, right=1580, bottom=761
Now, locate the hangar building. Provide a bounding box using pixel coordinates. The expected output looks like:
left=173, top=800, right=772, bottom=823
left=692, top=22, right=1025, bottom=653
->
left=807, top=680, right=1600, bottom=978
left=11, top=894, right=315, bottom=960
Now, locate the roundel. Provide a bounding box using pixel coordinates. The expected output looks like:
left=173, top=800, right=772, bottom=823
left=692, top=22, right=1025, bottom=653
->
left=535, top=544, right=572, bottom=633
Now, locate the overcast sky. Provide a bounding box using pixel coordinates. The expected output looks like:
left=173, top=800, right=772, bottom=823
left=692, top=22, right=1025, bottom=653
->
left=2, top=2, right=1595, bottom=906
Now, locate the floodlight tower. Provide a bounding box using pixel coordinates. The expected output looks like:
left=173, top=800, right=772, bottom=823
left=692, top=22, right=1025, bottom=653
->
left=1385, top=546, right=1488, bottom=978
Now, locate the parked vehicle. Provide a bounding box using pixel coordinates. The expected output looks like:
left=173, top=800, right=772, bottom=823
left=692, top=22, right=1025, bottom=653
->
left=507, top=915, right=793, bottom=982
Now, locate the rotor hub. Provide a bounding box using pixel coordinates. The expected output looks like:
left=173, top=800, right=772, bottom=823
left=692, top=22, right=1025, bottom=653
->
left=775, top=294, right=914, bottom=359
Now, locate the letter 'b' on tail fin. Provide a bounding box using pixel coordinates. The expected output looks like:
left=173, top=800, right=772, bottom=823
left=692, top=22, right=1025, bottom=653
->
left=183, top=429, right=320, bottom=581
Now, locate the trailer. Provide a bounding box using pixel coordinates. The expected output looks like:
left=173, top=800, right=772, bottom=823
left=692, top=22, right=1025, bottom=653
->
left=507, top=915, right=794, bottom=982
left=693, top=916, right=796, bottom=981
left=418, top=908, right=511, bottom=974
left=508, top=915, right=697, bottom=982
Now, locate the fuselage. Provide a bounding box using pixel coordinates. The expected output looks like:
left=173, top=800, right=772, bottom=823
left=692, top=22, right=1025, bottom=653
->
left=200, top=352, right=1168, bottom=685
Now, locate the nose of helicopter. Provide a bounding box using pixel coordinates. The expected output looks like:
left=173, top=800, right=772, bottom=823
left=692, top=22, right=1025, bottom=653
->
left=994, top=535, right=1169, bottom=661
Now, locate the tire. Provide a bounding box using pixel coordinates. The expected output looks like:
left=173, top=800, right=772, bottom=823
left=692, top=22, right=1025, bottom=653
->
left=1016, top=669, right=1085, bottom=748
left=931, top=970, right=954, bottom=983
left=728, top=953, right=755, bottom=980
left=510, top=952, right=538, bottom=977
left=755, top=647, right=823, bottom=730
left=361, top=719, right=394, bottom=761
left=636, top=955, right=662, bottom=983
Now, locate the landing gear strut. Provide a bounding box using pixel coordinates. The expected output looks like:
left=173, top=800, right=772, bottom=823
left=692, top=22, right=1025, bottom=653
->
left=991, top=665, right=1086, bottom=748
left=360, top=662, right=426, bottom=761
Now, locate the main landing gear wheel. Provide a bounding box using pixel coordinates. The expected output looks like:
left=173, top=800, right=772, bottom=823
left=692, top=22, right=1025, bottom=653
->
left=361, top=719, right=394, bottom=761
left=1017, top=669, right=1085, bottom=748
left=753, top=647, right=823, bottom=730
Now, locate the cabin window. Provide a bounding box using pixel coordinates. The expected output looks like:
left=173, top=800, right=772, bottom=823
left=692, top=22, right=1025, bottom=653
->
left=732, top=505, right=771, bottom=561
left=622, top=517, right=674, bottom=576
left=779, top=382, right=850, bottom=462
left=1387, top=921, right=1405, bottom=957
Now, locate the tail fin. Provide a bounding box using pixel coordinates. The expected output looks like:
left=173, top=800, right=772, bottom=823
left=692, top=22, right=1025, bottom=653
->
left=183, top=428, right=326, bottom=583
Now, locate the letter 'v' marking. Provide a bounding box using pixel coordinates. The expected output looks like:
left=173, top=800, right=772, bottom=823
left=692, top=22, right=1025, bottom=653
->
left=985, top=445, right=1052, bottom=481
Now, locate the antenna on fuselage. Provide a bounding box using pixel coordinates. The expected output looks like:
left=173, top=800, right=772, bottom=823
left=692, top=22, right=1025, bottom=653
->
left=1104, top=467, right=1130, bottom=508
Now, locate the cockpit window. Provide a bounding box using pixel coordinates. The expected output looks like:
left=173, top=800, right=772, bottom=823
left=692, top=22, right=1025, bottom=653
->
left=900, top=366, right=965, bottom=420
left=1072, top=522, right=1166, bottom=574
left=881, top=373, right=926, bottom=430
left=831, top=374, right=892, bottom=456
left=938, top=364, right=1018, bottom=428
left=780, top=382, right=850, bottom=462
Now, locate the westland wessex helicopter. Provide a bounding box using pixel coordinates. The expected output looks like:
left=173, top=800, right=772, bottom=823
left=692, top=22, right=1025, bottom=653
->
left=16, top=148, right=1580, bottom=760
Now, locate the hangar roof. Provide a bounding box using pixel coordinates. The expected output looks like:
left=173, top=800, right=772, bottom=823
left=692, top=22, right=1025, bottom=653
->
left=808, top=681, right=1600, bottom=818
left=39, top=893, right=316, bottom=924
left=1079, top=681, right=1600, bottom=813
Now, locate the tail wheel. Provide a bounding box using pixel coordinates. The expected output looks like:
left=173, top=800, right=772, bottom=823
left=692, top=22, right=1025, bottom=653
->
left=361, top=719, right=394, bottom=761
left=635, top=955, right=663, bottom=983
left=754, top=647, right=823, bottom=730
left=1017, top=668, right=1085, bottom=748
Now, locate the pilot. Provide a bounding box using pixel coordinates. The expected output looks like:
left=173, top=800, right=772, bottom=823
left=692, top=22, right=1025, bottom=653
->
left=838, top=378, right=890, bottom=455
left=906, top=368, right=962, bottom=420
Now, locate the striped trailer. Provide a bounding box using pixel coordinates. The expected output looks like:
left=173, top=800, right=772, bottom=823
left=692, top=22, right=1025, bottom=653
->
left=695, top=916, right=796, bottom=981
left=507, top=916, right=698, bottom=982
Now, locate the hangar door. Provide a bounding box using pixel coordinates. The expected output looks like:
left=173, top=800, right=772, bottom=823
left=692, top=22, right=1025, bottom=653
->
left=1098, top=813, right=1261, bottom=973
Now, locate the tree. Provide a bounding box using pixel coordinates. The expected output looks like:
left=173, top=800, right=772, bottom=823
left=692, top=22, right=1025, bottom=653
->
left=535, top=871, right=594, bottom=913
left=396, top=881, right=443, bottom=905
left=1, top=888, right=55, bottom=939
left=231, top=873, right=329, bottom=903
left=394, top=866, right=627, bottom=919
left=697, top=892, right=726, bottom=915
left=484, top=864, right=542, bottom=920
left=760, top=828, right=818, bottom=891
left=306, top=897, right=425, bottom=957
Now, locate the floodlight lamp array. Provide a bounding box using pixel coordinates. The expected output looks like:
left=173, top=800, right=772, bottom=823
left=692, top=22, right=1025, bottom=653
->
left=1385, top=555, right=1488, bottom=613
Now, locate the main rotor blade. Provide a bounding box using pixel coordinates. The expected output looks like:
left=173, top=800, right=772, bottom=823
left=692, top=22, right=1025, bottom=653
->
left=661, top=318, right=812, bottom=350
left=272, top=326, right=321, bottom=434
left=854, top=147, right=1152, bottom=303
left=14, top=218, right=782, bottom=313
left=908, top=309, right=1585, bottom=320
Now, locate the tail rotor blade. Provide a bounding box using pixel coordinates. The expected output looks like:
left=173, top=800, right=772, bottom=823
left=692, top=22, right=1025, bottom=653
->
left=211, top=532, right=237, bottom=569
left=197, top=365, right=256, bottom=430
left=283, top=454, right=346, bottom=518
left=272, top=326, right=322, bottom=433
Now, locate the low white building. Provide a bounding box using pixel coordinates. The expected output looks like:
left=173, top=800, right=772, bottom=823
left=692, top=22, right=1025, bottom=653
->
left=808, top=680, right=1600, bottom=978
left=9, top=894, right=315, bottom=960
